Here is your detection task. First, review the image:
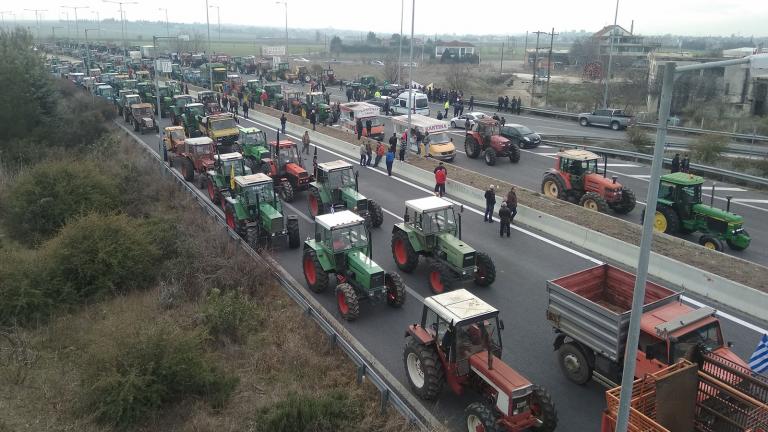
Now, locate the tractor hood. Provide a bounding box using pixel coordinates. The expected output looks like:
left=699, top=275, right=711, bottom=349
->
left=490, top=135, right=510, bottom=147
left=142, top=117, right=154, bottom=126
left=284, top=163, right=312, bottom=185
left=258, top=202, right=284, bottom=233
left=692, top=204, right=744, bottom=224
left=347, top=250, right=383, bottom=280
left=438, top=232, right=475, bottom=254
left=341, top=187, right=368, bottom=211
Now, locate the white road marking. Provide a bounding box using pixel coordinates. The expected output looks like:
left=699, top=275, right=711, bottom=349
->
left=628, top=174, right=651, bottom=179
left=731, top=199, right=768, bottom=204
left=534, top=152, right=559, bottom=157
left=538, top=145, right=553, bottom=149
left=705, top=187, right=747, bottom=192
left=606, top=163, right=639, bottom=168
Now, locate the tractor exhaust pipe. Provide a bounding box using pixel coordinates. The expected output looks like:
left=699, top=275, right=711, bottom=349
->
left=458, top=213, right=462, bottom=240
left=726, top=196, right=733, bottom=212
left=354, top=170, right=360, bottom=192
left=612, top=176, right=617, bottom=184
left=711, top=183, right=716, bottom=207
left=603, top=154, right=608, bottom=178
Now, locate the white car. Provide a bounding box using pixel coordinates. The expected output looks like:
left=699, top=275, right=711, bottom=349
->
left=293, top=57, right=310, bottom=62
left=449, top=112, right=487, bottom=128
left=402, top=61, right=419, bottom=67
left=371, top=60, right=385, bottom=66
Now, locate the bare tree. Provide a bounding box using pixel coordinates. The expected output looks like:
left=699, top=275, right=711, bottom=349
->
left=445, top=64, right=470, bottom=93
left=383, top=54, right=401, bottom=84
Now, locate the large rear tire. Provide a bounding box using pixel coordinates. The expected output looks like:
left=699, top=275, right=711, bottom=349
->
left=465, top=135, right=481, bottom=158
left=645, top=205, right=679, bottom=235
left=287, top=217, right=300, bottom=249
left=541, top=174, right=567, bottom=200
left=579, top=192, right=609, bottom=213
left=530, top=385, right=558, bottom=432
left=369, top=199, right=384, bottom=228
left=302, top=250, right=329, bottom=293
left=508, top=144, right=521, bottom=163
left=385, top=272, right=406, bottom=307
left=609, top=188, right=636, bottom=214
left=403, top=338, right=444, bottom=401
left=473, top=252, right=495, bottom=287
left=392, top=230, right=419, bottom=272
left=280, top=181, right=295, bottom=202
left=182, top=158, right=195, bottom=182
left=335, top=283, right=360, bottom=321
left=464, top=402, right=500, bottom=432
left=557, top=342, right=593, bottom=385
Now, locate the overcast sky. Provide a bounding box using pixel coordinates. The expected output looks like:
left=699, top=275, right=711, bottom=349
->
left=11, top=0, right=768, bottom=37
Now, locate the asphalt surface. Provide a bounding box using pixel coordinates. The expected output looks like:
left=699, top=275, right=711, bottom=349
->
left=118, top=105, right=766, bottom=432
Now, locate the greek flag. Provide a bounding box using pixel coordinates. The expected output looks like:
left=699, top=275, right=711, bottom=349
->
left=749, top=334, right=768, bottom=374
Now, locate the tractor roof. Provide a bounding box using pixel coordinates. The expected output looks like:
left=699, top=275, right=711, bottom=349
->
left=476, top=117, right=499, bottom=126
left=308, top=91, right=324, bottom=96
left=238, top=126, right=262, bottom=134
left=215, top=152, right=243, bottom=161
left=165, top=125, right=184, bottom=131
left=425, top=289, right=498, bottom=324
left=235, top=173, right=271, bottom=187
left=208, top=113, right=234, bottom=120
left=185, top=136, right=214, bottom=145
left=405, top=196, right=453, bottom=213
left=174, top=94, right=193, bottom=100
left=315, top=210, right=365, bottom=230
left=131, top=103, right=152, bottom=109
left=270, top=140, right=295, bottom=148
left=660, top=172, right=704, bottom=186
left=247, top=79, right=260, bottom=83
left=318, top=160, right=352, bottom=171
left=558, top=149, right=599, bottom=161
left=186, top=103, right=204, bottom=108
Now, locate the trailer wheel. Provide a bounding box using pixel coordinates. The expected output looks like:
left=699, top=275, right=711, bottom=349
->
left=464, top=402, right=499, bottom=432
left=530, top=385, right=558, bottom=432
left=557, top=342, right=593, bottom=385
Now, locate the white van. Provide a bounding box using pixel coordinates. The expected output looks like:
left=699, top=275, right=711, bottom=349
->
left=392, top=91, right=430, bottom=116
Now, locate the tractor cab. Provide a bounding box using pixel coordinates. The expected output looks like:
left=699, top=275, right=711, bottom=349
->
left=162, top=126, right=186, bottom=153
left=232, top=173, right=278, bottom=209
left=197, top=90, right=217, bottom=105
left=473, top=118, right=500, bottom=140
left=314, top=211, right=370, bottom=255
left=174, top=94, right=194, bottom=109
left=270, top=140, right=302, bottom=174
left=246, top=79, right=261, bottom=94
left=157, top=85, right=173, bottom=98
left=237, top=127, right=267, bottom=148
left=403, top=196, right=460, bottom=241
left=555, top=149, right=603, bottom=189
left=134, top=70, right=150, bottom=82
left=184, top=103, right=205, bottom=118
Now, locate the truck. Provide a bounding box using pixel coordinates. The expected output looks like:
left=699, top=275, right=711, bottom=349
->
left=578, top=109, right=633, bottom=131
left=198, top=113, right=239, bottom=146
left=140, top=45, right=156, bottom=59
left=391, top=114, right=456, bottom=161
left=338, top=102, right=385, bottom=141
left=545, top=264, right=749, bottom=387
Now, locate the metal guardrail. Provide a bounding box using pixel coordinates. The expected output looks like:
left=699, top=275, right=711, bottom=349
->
left=117, top=122, right=432, bottom=431
left=541, top=134, right=767, bottom=157
left=543, top=139, right=768, bottom=188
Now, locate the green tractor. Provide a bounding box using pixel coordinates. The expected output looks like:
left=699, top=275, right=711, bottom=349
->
left=157, top=84, right=175, bottom=118
left=237, top=126, right=270, bottom=171
left=302, top=210, right=406, bottom=321
left=170, top=94, right=195, bottom=126
left=263, top=83, right=284, bottom=108
left=180, top=103, right=206, bottom=138
left=391, top=196, right=496, bottom=294
left=643, top=172, right=751, bottom=251
left=204, top=151, right=252, bottom=207
left=308, top=160, right=384, bottom=229
left=223, top=173, right=301, bottom=249
left=304, top=92, right=331, bottom=124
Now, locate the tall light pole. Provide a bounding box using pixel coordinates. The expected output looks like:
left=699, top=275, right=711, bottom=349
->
left=84, top=27, right=98, bottom=69
left=205, top=0, right=213, bottom=90
left=405, top=0, right=415, bottom=152
left=91, top=10, right=100, bottom=39
left=602, top=0, right=620, bottom=108
left=0, top=11, right=12, bottom=28
left=103, top=0, right=136, bottom=57
left=275, top=1, right=287, bottom=56
left=24, top=9, right=47, bottom=40
left=158, top=8, right=169, bottom=37
left=60, top=9, right=70, bottom=39
left=208, top=5, right=220, bottom=42
left=61, top=5, right=88, bottom=42
left=396, top=0, right=403, bottom=86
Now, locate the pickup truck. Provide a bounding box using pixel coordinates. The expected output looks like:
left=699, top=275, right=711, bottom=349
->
left=546, top=264, right=748, bottom=387
left=578, top=109, right=632, bottom=130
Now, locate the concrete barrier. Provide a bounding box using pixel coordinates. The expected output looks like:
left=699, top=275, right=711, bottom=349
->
left=250, top=110, right=768, bottom=323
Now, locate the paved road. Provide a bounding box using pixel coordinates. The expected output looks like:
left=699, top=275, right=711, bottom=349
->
left=118, top=106, right=766, bottom=431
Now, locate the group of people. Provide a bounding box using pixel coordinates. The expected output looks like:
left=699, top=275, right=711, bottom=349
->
left=497, top=95, right=523, bottom=114
left=360, top=136, right=397, bottom=176
left=670, top=153, right=691, bottom=174
left=484, top=185, right=518, bottom=237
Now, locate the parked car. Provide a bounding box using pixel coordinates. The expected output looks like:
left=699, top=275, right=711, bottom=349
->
left=365, top=96, right=395, bottom=114
left=449, top=112, right=486, bottom=129
left=371, top=60, right=385, bottom=66
left=293, top=57, right=310, bottom=63
left=578, top=108, right=633, bottom=130
left=500, top=123, right=542, bottom=148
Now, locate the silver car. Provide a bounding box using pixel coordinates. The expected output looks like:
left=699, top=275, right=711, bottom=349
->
left=449, top=112, right=487, bottom=129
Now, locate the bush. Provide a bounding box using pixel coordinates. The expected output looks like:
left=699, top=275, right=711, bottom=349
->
left=252, top=391, right=360, bottom=432
left=201, top=289, right=260, bottom=344
left=693, top=134, right=727, bottom=165
left=41, top=213, right=160, bottom=305
left=80, top=324, right=238, bottom=427
left=626, top=126, right=653, bottom=153
left=2, top=160, right=120, bottom=244
left=0, top=249, right=49, bottom=325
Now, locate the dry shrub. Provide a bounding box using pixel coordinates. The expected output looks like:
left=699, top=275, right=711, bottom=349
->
left=250, top=390, right=361, bottom=432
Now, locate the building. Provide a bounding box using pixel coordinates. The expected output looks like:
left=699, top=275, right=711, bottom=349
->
left=435, top=41, right=475, bottom=59
left=593, top=25, right=661, bottom=60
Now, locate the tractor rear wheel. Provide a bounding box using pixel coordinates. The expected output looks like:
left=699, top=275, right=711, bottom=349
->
left=465, top=135, right=481, bottom=158
left=428, top=261, right=452, bottom=294
left=541, top=174, right=567, bottom=200
left=645, top=206, right=679, bottom=235
left=473, top=252, right=495, bottom=287
left=385, top=272, right=406, bottom=307
left=403, top=338, right=444, bottom=401
left=225, top=206, right=238, bottom=232
left=557, top=342, right=593, bottom=385
left=579, top=192, right=609, bottom=213
left=483, top=149, right=497, bottom=166
left=530, top=385, right=558, bottom=432
left=609, top=188, right=636, bottom=214
left=369, top=200, right=384, bottom=228
left=699, top=235, right=724, bottom=252
left=280, top=181, right=295, bottom=202
left=287, top=217, right=300, bottom=249
left=302, top=250, right=329, bottom=293
left=464, top=402, right=500, bottom=432
left=308, top=187, right=323, bottom=219
left=508, top=144, right=521, bottom=163
left=246, top=226, right=267, bottom=248
left=182, top=158, right=195, bottom=182
left=392, top=230, right=419, bottom=272
left=335, top=283, right=360, bottom=321
left=207, top=177, right=219, bottom=203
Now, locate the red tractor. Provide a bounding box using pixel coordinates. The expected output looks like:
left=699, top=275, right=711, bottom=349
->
left=176, top=136, right=216, bottom=188
left=404, top=290, right=557, bottom=432
left=259, top=140, right=314, bottom=202
left=541, top=149, right=636, bottom=214
left=465, top=118, right=521, bottom=166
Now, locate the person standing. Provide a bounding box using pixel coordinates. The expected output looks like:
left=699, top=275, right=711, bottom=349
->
left=506, top=186, right=518, bottom=225
left=346, top=87, right=353, bottom=102
left=498, top=203, right=512, bottom=237
left=365, top=140, right=373, bottom=166
left=302, top=131, right=311, bottom=154
left=516, top=97, right=522, bottom=115
left=242, top=100, right=249, bottom=119
left=373, top=140, right=385, bottom=168
left=465, top=117, right=471, bottom=132
left=222, top=96, right=229, bottom=111
left=384, top=99, right=390, bottom=116
left=434, top=162, right=447, bottom=197
left=469, top=95, right=474, bottom=111
left=280, top=113, right=287, bottom=134
left=365, top=119, right=372, bottom=137
left=444, top=100, right=449, bottom=118
left=671, top=153, right=680, bottom=173
left=260, top=90, right=268, bottom=106
left=388, top=132, right=398, bottom=153
left=309, top=109, right=317, bottom=131
left=497, top=96, right=503, bottom=111
left=681, top=155, right=690, bottom=173
left=356, top=118, right=364, bottom=140
left=359, top=142, right=368, bottom=166
left=423, top=131, right=431, bottom=158
left=484, top=185, right=496, bottom=223
left=504, top=96, right=510, bottom=112
left=399, top=132, right=407, bottom=161
left=385, top=146, right=395, bottom=176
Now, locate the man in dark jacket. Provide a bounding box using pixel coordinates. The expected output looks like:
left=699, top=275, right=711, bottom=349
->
left=671, top=153, right=680, bottom=173
left=356, top=118, right=364, bottom=140
left=280, top=113, right=287, bottom=134
left=484, top=185, right=496, bottom=223
left=506, top=186, right=518, bottom=224
left=681, top=155, right=690, bottom=173
left=499, top=202, right=512, bottom=237
left=309, top=109, right=317, bottom=131
left=389, top=133, right=398, bottom=153
left=365, top=119, right=372, bottom=137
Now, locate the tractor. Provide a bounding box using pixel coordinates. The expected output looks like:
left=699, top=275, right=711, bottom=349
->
left=263, top=83, right=284, bottom=108
left=302, top=210, right=406, bottom=321
left=391, top=196, right=496, bottom=294
left=296, top=65, right=310, bottom=83
left=304, top=92, right=331, bottom=124
left=128, top=103, right=159, bottom=134
left=541, top=149, right=636, bottom=214
left=222, top=173, right=301, bottom=249
left=237, top=126, right=269, bottom=170
left=157, top=84, right=176, bottom=118
left=119, top=93, right=142, bottom=122
left=260, top=140, right=314, bottom=203
left=322, top=68, right=336, bottom=85
left=404, top=289, right=558, bottom=432
left=196, top=90, right=220, bottom=114
left=198, top=113, right=239, bottom=146
left=179, top=103, right=205, bottom=138
left=175, top=136, right=215, bottom=186
left=203, top=152, right=252, bottom=207
left=308, top=160, right=384, bottom=228
left=642, top=172, right=751, bottom=251
left=159, top=125, right=186, bottom=164
left=169, top=94, right=195, bottom=126
left=465, top=118, right=521, bottom=166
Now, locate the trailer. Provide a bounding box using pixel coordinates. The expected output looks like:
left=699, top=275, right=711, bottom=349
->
left=338, top=102, right=385, bottom=141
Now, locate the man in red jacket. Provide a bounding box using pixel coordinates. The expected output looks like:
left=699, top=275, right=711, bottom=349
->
left=434, top=162, right=447, bottom=197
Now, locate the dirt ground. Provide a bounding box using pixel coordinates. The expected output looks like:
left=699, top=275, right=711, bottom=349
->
left=252, top=104, right=768, bottom=293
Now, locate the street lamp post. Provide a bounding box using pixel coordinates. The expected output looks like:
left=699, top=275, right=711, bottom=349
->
left=612, top=53, right=768, bottom=432
left=396, top=0, right=403, bottom=86
left=405, top=0, right=415, bottom=153
left=24, top=9, right=47, bottom=40
left=61, top=5, right=88, bottom=42
left=158, top=8, right=169, bottom=37
left=103, top=0, right=136, bottom=58
left=91, top=10, right=100, bottom=39
left=602, top=0, right=620, bottom=108
left=208, top=5, right=220, bottom=42
left=205, top=0, right=213, bottom=90
left=275, top=1, right=288, bottom=56
left=84, top=27, right=98, bottom=69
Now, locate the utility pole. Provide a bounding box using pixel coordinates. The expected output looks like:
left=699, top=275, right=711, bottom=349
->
left=545, top=28, right=559, bottom=107
left=84, top=28, right=98, bottom=69
left=500, top=39, right=504, bottom=76
left=0, top=11, right=12, bottom=28
left=205, top=0, right=213, bottom=89
left=51, top=26, right=63, bottom=39
left=103, top=0, right=135, bottom=58
left=523, top=31, right=528, bottom=61
left=396, top=0, right=403, bottom=86
left=531, top=31, right=546, bottom=105
left=158, top=8, right=169, bottom=37
left=61, top=6, right=88, bottom=42
left=24, top=9, right=47, bottom=40
left=275, top=1, right=288, bottom=56
left=91, top=10, right=100, bottom=39
left=602, top=0, right=620, bottom=108
left=406, top=0, right=415, bottom=153
left=209, top=5, right=220, bottom=42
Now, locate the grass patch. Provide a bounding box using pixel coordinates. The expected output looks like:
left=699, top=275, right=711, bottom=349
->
left=251, top=391, right=361, bottom=432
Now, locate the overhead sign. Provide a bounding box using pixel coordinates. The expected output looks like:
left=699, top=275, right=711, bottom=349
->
left=262, top=46, right=286, bottom=56
left=178, top=34, right=190, bottom=41
left=155, top=59, right=172, bottom=73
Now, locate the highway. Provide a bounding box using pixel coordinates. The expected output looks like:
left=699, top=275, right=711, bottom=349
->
left=118, top=106, right=767, bottom=431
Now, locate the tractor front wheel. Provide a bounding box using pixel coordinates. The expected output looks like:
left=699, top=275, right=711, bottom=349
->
left=336, top=283, right=360, bottom=321
left=207, top=178, right=219, bottom=203
left=428, top=261, right=452, bottom=294
left=182, top=158, right=195, bottom=182
left=610, top=188, right=636, bottom=214
left=530, top=385, right=558, bottom=432
left=308, top=187, right=323, bottom=218
left=508, top=144, right=521, bottom=163
left=287, top=217, right=300, bottom=249
left=385, top=272, right=406, bottom=307
left=392, top=230, right=419, bottom=272
left=465, top=135, right=481, bottom=158
left=483, top=149, right=497, bottom=166
left=464, top=402, right=500, bottom=432
left=699, top=235, right=724, bottom=252
left=280, top=181, right=295, bottom=202
left=474, top=252, right=496, bottom=287
left=403, top=338, right=444, bottom=400
left=369, top=200, right=384, bottom=228
left=579, top=192, right=609, bottom=213
left=541, top=174, right=567, bottom=200
left=302, top=250, right=329, bottom=293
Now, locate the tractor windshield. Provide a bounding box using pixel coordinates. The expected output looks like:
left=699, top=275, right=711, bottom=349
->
left=278, top=146, right=300, bottom=165
left=328, top=168, right=354, bottom=189
left=170, top=130, right=185, bottom=141
left=211, top=118, right=236, bottom=130
left=133, top=107, right=152, bottom=117
left=242, top=182, right=274, bottom=204
left=422, top=208, right=457, bottom=235
left=670, top=321, right=722, bottom=363
left=455, top=318, right=502, bottom=364
left=566, top=158, right=599, bottom=176
left=176, top=97, right=193, bottom=107
left=330, top=225, right=368, bottom=251
left=241, top=131, right=266, bottom=146
left=680, top=184, right=702, bottom=204
left=221, top=159, right=246, bottom=176
left=189, top=143, right=212, bottom=156
left=187, top=106, right=204, bottom=117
